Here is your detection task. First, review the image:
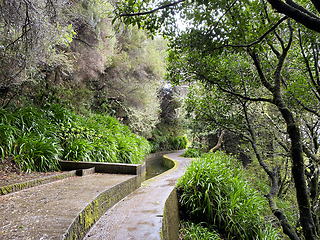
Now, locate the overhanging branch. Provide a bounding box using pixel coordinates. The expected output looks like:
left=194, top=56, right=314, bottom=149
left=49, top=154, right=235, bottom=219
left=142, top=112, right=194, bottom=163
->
left=120, top=0, right=185, bottom=17
left=267, top=0, right=320, bottom=33
left=214, top=16, right=288, bottom=50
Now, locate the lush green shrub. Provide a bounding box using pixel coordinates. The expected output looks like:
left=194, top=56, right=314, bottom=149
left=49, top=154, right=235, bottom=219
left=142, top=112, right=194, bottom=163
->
left=62, top=138, right=93, bottom=162
left=0, top=104, right=150, bottom=172
left=15, top=135, right=61, bottom=172
left=181, top=148, right=202, bottom=158
left=0, top=124, right=18, bottom=158
left=168, top=135, right=188, bottom=150
left=56, top=110, right=151, bottom=164
left=149, top=135, right=188, bottom=152
left=177, top=152, right=280, bottom=240
left=148, top=140, right=159, bottom=153
left=180, top=221, right=221, bottom=240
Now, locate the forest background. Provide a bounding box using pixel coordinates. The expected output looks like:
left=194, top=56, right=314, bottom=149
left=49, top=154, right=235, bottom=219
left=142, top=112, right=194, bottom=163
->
left=0, top=0, right=187, bottom=161
left=114, top=0, right=320, bottom=239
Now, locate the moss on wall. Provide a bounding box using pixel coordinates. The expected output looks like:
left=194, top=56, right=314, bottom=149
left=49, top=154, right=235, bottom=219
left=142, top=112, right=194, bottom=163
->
left=0, top=171, right=77, bottom=195
left=63, top=176, right=139, bottom=240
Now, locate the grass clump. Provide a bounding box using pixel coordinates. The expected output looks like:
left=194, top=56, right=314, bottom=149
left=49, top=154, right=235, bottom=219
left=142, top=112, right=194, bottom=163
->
left=180, top=221, right=222, bottom=240
left=181, top=148, right=202, bottom=158
left=0, top=104, right=150, bottom=172
left=177, top=152, right=280, bottom=240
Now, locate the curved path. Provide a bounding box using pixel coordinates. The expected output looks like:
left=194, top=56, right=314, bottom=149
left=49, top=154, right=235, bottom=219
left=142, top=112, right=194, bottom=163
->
left=84, top=151, right=192, bottom=240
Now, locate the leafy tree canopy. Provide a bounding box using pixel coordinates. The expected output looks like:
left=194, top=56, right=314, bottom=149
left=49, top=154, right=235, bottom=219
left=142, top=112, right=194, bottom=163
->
left=114, top=0, right=320, bottom=239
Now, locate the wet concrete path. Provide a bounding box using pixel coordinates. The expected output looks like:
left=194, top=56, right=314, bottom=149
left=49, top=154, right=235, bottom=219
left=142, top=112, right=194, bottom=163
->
left=84, top=151, right=192, bottom=240
left=0, top=173, right=134, bottom=240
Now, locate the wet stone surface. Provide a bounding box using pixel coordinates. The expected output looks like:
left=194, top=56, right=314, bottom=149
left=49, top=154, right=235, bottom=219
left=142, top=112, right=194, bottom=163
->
left=0, top=172, right=63, bottom=188
left=0, top=173, right=133, bottom=240
left=84, top=152, right=192, bottom=240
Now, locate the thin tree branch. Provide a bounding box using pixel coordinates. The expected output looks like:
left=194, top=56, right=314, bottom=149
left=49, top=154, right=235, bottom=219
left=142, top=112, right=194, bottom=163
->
left=250, top=51, right=275, bottom=92
left=298, top=29, right=320, bottom=98
left=213, top=17, right=288, bottom=50
left=274, top=19, right=293, bottom=94
left=303, top=144, right=320, bottom=165
left=120, top=0, right=185, bottom=17
left=196, top=0, right=238, bottom=46
left=286, top=0, right=320, bottom=19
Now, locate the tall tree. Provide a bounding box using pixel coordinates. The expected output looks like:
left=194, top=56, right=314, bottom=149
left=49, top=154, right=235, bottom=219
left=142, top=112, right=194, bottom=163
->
left=115, top=0, right=320, bottom=238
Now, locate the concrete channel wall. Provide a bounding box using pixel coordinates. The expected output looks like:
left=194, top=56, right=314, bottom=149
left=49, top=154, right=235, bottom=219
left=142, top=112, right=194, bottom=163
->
left=161, top=154, right=181, bottom=240
left=61, top=151, right=180, bottom=240
left=0, top=151, right=182, bottom=240
left=63, top=176, right=139, bottom=240
left=162, top=187, right=180, bottom=240
left=60, top=161, right=145, bottom=240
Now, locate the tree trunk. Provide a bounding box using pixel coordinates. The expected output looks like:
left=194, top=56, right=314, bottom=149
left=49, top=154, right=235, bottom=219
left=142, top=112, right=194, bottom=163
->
left=275, top=97, right=316, bottom=239
left=209, top=129, right=226, bottom=153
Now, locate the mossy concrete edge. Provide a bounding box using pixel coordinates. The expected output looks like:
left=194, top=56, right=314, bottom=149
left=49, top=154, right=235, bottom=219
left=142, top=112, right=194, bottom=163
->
left=63, top=175, right=139, bottom=240
left=162, top=187, right=180, bottom=240
left=161, top=154, right=182, bottom=240
left=0, top=170, right=77, bottom=195
left=63, top=151, right=181, bottom=240
left=163, top=155, right=177, bottom=170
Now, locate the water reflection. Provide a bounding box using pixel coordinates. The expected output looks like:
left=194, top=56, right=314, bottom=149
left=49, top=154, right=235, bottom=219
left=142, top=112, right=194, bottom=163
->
left=145, top=156, right=170, bottom=180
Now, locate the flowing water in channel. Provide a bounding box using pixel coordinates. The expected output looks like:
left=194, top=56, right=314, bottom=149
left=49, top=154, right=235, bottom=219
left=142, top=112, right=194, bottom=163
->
left=145, top=155, right=170, bottom=180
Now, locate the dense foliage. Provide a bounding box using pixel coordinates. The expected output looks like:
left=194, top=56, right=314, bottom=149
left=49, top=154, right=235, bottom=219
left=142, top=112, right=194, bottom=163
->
left=148, top=85, right=188, bottom=152
left=0, top=104, right=150, bottom=172
left=179, top=222, right=221, bottom=240
left=181, top=148, right=202, bottom=158
left=0, top=0, right=169, bottom=139
left=177, top=152, right=280, bottom=239
left=115, top=0, right=320, bottom=238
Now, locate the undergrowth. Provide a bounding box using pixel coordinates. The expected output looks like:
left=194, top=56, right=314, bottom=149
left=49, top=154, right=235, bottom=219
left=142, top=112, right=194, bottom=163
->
left=0, top=104, right=150, bottom=172
left=177, top=152, right=281, bottom=240
left=179, top=221, right=222, bottom=240
left=181, top=148, right=202, bottom=158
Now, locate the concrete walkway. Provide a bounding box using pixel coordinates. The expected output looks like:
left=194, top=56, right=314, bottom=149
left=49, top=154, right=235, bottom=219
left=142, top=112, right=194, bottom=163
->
left=84, top=151, right=192, bottom=240
left=0, top=173, right=135, bottom=240
left=0, top=151, right=191, bottom=239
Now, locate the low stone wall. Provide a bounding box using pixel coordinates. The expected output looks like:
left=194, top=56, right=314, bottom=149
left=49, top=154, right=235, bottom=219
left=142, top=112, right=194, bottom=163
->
left=161, top=154, right=181, bottom=240
left=162, top=188, right=180, bottom=240
left=0, top=170, right=77, bottom=195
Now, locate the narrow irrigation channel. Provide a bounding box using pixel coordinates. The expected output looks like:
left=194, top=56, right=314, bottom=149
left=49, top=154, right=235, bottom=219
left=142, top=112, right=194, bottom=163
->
left=84, top=151, right=192, bottom=240
left=145, top=154, right=170, bottom=180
